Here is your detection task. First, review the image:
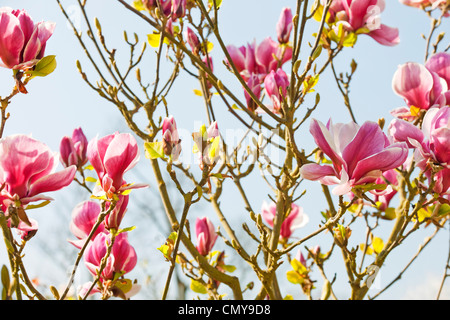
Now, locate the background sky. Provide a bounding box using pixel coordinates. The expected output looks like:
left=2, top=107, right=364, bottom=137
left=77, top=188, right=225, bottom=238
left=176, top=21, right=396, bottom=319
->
left=0, top=0, right=449, bottom=300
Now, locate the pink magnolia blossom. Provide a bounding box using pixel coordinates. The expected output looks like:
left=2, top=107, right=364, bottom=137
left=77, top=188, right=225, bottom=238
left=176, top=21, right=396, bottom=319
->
left=68, top=200, right=106, bottom=249
left=400, top=0, right=450, bottom=16
left=0, top=134, right=76, bottom=211
left=261, top=201, right=309, bottom=241
left=264, top=68, right=290, bottom=114
left=276, top=7, right=293, bottom=44
left=0, top=7, right=55, bottom=70
left=162, top=115, right=182, bottom=161
left=87, top=132, right=147, bottom=198
left=142, top=0, right=186, bottom=20
left=184, top=27, right=200, bottom=55
left=104, top=194, right=129, bottom=230
left=389, top=106, right=450, bottom=194
left=373, top=169, right=399, bottom=211
left=84, top=232, right=137, bottom=281
left=60, top=127, right=89, bottom=169
left=300, top=119, right=409, bottom=195
left=425, top=52, right=450, bottom=104
left=244, top=73, right=262, bottom=112
left=392, top=62, right=447, bottom=115
left=325, top=0, right=400, bottom=46
left=195, top=216, right=218, bottom=256
left=226, top=37, right=292, bottom=82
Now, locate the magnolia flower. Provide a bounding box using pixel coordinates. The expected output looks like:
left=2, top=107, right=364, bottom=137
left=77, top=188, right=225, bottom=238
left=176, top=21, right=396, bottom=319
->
left=373, top=169, right=399, bottom=211
left=389, top=106, right=450, bottom=194
left=276, top=7, right=293, bottom=44
left=226, top=37, right=292, bottom=82
left=104, top=194, right=129, bottom=230
left=400, top=0, right=450, bottom=15
left=68, top=200, right=106, bottom=249
left=261, top=201, right=309, bottom=241
left=425, top=52, right=450, bottom=104
left=84, top=232, right=137, bottom=285
left=392, top=62, right=447, bottom=115
left=162, top=115, right=182, bottom=161
left=0, top=134, right=76, bottom=214
left=195, top=216, right=218, bottom=256
left=324, top=0, right=399, bottom=46
left=0, top=7, right=55, bottom=70
left=87, top=132, right=147, bottom=198
left=264, top=68, right=290, bottom=114
left=300, top=119, right=409, bottom=195
left=60, top=127, right=89, bottom=169
left=142, top=0, right=186, bottom=20
left=244, top=73, right=262, bottom=112
left=184, top=27, right=200, bottom=55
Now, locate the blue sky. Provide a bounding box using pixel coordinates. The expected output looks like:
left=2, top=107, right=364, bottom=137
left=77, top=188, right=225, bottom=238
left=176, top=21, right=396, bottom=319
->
left=0, top=0, right=449, bottom=300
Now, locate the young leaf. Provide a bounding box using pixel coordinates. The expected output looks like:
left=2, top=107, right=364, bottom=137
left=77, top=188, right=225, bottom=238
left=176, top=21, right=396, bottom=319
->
left=190, top=279, right=207, bottom=294
left=26, top=55, right=57, bottom=78
left=144, top=141, right=165, bottom=159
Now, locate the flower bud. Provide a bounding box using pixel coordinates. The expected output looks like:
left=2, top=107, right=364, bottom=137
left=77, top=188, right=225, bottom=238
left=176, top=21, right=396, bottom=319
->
left=276, top=7, right=293, bottom=44
left=195, top=216, right=217, bottom=256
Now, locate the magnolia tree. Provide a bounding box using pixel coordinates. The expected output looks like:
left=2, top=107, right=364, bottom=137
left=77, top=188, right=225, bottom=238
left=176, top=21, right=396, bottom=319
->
left=0, top=0, right=449, bottom=301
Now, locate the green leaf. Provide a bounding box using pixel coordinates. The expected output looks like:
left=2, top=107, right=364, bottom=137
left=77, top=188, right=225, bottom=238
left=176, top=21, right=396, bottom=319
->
left=1, top=265, right=10, bottom=292
left=24, top=200, right=51, bottom=210
left=26, top=55, right=57, bottom=78
left=208, top=0, right=223, bottom=9
left=221, top=265, right=236, bottom=273
left=190, top=279, right=207, bottom=294
left=144, top=141, right=165, bottom=159
left=114, top=278, right=133, bottom=294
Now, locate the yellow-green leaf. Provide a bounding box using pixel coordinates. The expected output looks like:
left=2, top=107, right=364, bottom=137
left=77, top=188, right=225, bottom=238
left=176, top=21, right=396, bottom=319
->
left=85, top=176, right=98, bottom=183
left=372, top=237, right=384, bottom=254
left=190, top=279, right=207, bottom=294
left=144, top=141, right=165, bottom=159
left=193, top=89, right=203, bottom=96
left=26, top=55, right=57, bottom=78
left=25, top=200, right=51, bottom=210
left=221, top=265, right=236, bottom=273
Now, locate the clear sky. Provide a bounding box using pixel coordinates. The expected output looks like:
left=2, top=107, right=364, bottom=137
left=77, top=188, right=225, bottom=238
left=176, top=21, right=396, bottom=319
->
left=0, top=0, right=449, bottom=300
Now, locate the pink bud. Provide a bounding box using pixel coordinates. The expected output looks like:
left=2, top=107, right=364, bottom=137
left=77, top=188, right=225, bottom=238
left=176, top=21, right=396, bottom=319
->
left=184, top=27, right=200, bottom=54
left=195, top=216, right=217, bottom=256
left=244, top=73, right=262, bottom=112
left=162, top=115, right=182, bottom=160
left=171, top=0, right=186, bottom=20
left=276, top=7, right=293, bottom=44
left=60, top=127, right=88, bottom=169
left=264, top=68, right=290, bottom=113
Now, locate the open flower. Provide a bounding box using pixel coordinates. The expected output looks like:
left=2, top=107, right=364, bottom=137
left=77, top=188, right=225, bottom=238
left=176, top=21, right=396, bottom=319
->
left=195, top=216, right=218, bottom=256
left=0, top=134, right=76, bottom=217
left=84, top=232, right=139, bottom=299
left=0, top=7, right=55, bottom=70
left=300, top=119, right=409, bottom=195
left=323, top=0, right=399, bottom=47
left=68, top=200, right=106, bottom=249
left=226, top=37, right=292, bottom=82
left=261, top=201, right=309, bottom=241
left=389, top=106, right=450, bottom=194
left=392, top=62, right=447, bottom=116
left=87, top=132, right=147, bottom=198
